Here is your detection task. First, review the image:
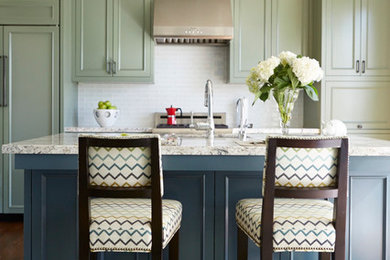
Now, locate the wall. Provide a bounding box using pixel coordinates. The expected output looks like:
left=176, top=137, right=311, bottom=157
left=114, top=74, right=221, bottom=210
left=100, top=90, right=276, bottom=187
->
left=77, top=45, right=303, bottom=128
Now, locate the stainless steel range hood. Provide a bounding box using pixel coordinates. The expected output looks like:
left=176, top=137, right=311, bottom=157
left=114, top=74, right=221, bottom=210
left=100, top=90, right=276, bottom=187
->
left=153, top=0, right=233, bottom=45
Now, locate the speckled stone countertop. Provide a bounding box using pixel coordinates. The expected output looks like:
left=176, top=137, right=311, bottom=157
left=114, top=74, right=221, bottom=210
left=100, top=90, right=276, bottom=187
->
left=65, top=127, right=153, bottom=133
left=3, top=132, right=390, bottom=156
left=65, top=127, right=321, bottom=136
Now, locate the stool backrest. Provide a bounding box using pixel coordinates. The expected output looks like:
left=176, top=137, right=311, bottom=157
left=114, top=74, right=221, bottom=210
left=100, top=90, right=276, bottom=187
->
left=262, top=138, right=339, bottom=194
left=260, top=135, right=349, bottom=256
left=88, top=145, right=156, bottom=187
left=78, top=135, right=164, bottom=257
left=79, top=134, right=163, bottom=198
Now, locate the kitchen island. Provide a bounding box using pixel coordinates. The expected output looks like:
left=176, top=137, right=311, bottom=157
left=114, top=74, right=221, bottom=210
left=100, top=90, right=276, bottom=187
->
left=2, top=133, right=390, bottom=260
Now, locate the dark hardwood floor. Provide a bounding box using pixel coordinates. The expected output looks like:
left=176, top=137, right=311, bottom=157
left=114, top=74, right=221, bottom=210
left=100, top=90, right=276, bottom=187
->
left=0, top=215, right=23, bottom=260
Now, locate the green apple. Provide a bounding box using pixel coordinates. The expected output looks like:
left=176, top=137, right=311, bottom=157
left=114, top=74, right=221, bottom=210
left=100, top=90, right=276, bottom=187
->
left=98, top=101, right=104, bottom=107
left=109, top=106, right=117, bottom=110
left=105, top=101, right=112, bottom=107
left=99, top=104, right=107, bottom=109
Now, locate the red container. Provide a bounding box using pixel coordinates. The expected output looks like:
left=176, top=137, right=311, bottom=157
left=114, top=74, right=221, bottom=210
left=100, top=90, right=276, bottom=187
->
left=166, top=106, right=182, bottom=125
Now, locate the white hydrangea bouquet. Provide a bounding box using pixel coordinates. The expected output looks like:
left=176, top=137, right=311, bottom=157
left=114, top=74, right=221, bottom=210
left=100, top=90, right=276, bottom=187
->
left=246, top=51, right=323, bottom=134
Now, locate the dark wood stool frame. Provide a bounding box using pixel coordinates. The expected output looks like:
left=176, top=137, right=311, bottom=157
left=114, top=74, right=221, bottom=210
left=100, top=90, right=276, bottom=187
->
left=237, top=137, right=349, bottom=260
left=79, top=136, right=180, bottom=260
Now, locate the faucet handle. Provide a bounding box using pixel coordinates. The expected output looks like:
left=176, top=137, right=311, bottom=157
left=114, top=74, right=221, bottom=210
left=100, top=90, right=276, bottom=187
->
left=189, top=111, right=195, bottom=128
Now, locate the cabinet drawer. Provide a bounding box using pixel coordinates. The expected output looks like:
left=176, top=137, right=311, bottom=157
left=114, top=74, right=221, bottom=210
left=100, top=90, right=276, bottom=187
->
left=0, top=0, right=59, bottom=25
left=325, top=81, right=390, bottom=130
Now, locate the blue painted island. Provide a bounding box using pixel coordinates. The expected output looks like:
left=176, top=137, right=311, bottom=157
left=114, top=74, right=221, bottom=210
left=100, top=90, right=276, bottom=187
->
left=2, top=133, right=390, bottom=260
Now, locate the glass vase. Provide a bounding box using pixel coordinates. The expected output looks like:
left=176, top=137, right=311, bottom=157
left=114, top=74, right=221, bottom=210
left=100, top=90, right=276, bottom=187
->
left=273, top=88, right=300, bottom=135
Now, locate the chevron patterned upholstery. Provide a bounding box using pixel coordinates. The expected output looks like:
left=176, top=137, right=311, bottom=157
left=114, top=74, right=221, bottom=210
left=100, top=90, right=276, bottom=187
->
left=90, top=198, right=182, bottom=252
left=236, top=198, right=335, bottom=252
left=262, top=142, right=339, bottom=194
left=88, top=146, right=154, bottom=187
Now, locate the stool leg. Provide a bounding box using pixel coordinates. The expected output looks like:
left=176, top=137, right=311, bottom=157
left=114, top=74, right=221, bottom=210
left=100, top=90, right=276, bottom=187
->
left=319, top=252, right=331, bottom=260
left=237, top=226, right=248, bottom=260
left=90, top=252, right=98, bottom=260
left=169, top=229, right=180, bottom=260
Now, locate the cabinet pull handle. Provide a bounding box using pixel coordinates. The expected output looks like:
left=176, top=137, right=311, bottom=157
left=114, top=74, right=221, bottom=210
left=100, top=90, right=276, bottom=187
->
left=362, top=60, right=366, bottom=74
left=357, top=124, right=363, bottom=129
left=0, top=56, right=2, bottom=107
left=112, top=60, right=117, bottom=74
left=3, top=55, right=7, bottom=107
left=106, top=60, right=112, bottom=74
left=356, top=60, right=360, bottom=73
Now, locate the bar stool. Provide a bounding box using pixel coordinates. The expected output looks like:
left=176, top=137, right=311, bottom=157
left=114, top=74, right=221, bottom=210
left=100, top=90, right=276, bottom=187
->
left=235, top=136, right=349, bottom=260
left=78, top=134, right=182, bottom=260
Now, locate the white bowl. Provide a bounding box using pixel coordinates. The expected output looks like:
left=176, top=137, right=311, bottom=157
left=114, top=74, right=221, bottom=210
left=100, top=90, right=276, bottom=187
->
left=93, top=109, right=120, bottom=127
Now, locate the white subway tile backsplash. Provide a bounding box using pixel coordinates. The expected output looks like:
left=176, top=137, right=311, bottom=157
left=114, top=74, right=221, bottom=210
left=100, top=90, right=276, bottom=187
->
left=78, top=45, right=303, bottom=128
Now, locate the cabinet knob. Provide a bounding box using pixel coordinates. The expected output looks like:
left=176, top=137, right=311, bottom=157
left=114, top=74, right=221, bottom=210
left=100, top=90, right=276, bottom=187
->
left=357, top=124, right=363, bottom=129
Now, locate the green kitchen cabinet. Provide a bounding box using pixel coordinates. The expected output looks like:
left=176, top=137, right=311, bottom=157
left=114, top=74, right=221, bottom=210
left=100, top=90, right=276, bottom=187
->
left=229, top=0, right=309, bottom=83
left=229, top=0, right=269, bottom=83
left=323, top=81, right=390, bottom=132
left=74, top=0, right=113, bottom=78
left=1, top=26, right=59, bottom=213
left=74, top=0, right=154, bottom=83
left=323, top=0, right=390, bottom=77
left=270, top=0, right=309, bottom=56
left=0, top=0, right=59, bottom=25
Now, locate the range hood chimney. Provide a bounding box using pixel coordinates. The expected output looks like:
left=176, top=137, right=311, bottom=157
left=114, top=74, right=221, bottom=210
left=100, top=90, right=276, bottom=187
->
left=153, top=0, right=233, bottom=45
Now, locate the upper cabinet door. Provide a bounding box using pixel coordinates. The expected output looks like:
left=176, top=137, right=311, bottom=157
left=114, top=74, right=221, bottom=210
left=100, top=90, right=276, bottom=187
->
left=271, top=0, right=309, bottom=56
left=112, top=0, right=153, bottom=81
left=229, top=0, right=268, bottom=83
left=360, top=0, right=390, bottom=76
left=74, top=0, right=113, bottom=78
left=324, top=0, right=361, bottom=76
left=0, top=0, right=59, bottom=25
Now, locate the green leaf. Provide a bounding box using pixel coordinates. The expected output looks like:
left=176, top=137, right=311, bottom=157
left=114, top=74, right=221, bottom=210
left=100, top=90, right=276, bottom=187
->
left=260, top=84, right=273, bottom=93
left=304, top=85, right=319, bottom=101
left=260, top=91, right=269, bottom=101
left=274, top=77, right=285, bottom=84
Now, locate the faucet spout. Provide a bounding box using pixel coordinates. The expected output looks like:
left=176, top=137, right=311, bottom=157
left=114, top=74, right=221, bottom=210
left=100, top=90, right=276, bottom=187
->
left=205, top=80, right=215, bottom=142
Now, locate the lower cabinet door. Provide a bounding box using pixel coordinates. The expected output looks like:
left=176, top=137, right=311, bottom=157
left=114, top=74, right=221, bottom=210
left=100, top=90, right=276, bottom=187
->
left=214, top=171, right=263, bottom=259
left=348, top=162, right=390, bottom=260
left=324, top=81, right=390, bottom=131
left=163, top=171, right=215, bottom=260
left=29, top=170, right=78, bottom=260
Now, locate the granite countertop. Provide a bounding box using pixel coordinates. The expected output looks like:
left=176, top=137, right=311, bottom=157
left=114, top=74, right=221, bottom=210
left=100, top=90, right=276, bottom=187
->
left=65, top=127, right=153, bottom=133
left=65, top=127, right=321, bottom=136
left=3, top=132, right=390, bottom=156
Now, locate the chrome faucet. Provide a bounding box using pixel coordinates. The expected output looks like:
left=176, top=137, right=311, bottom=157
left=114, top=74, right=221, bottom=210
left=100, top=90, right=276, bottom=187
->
left=204, top=79, right=215, bottom=142
left=236, top=97, right=253, bottom=141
